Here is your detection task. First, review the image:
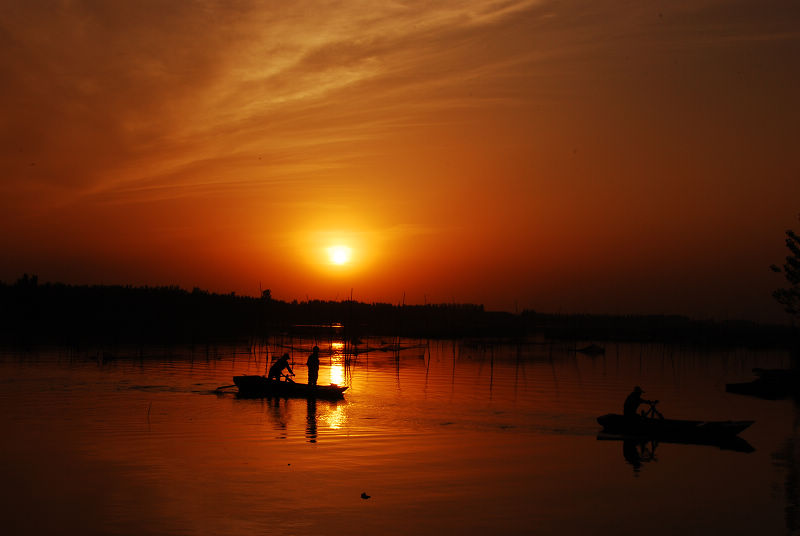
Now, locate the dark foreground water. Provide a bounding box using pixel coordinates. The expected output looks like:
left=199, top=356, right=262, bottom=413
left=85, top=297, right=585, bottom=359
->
left=0, top=340, right=798, bottom=535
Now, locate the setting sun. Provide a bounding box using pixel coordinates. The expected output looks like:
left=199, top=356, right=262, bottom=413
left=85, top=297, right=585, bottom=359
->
left=327, top=245, right=352, bottom=265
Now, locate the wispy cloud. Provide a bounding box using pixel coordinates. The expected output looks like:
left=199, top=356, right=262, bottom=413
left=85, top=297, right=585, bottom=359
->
left=0, top=0, right=550, bottom=209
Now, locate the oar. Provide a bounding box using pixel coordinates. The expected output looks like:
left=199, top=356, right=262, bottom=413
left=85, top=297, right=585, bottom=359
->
left=215, top=384, right=237, bottom=391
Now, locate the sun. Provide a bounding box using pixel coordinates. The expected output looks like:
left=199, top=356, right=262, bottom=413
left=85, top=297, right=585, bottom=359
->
left=327, top=245, right=352, bottom=265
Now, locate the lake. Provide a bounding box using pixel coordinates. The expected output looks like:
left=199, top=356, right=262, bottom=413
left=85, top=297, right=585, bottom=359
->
left=0, top=339, right=797, bottom=535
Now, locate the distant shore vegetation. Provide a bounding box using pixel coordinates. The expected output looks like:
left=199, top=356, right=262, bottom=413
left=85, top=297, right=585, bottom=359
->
left=1, top=274, right=796, bottom=348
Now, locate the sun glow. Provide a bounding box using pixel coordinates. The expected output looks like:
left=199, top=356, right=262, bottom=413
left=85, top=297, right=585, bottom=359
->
left=327, top=245, right=352, bottom=265
left=295, top=225, right=377, bottom=277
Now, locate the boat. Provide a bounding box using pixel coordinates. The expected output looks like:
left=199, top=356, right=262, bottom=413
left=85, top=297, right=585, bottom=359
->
left=597, top=413, right=753, bottom=442
left=726, top=368, right=800, bottom=400
left=575, top=344, right=605, bottom=355
left=233, top=375, right=348, bottom=400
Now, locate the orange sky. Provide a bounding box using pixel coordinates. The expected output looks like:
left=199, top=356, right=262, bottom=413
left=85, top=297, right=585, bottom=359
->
left=1, top=1, right=799, bottom=322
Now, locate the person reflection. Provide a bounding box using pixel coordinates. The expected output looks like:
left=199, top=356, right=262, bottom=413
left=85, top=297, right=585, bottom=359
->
left=267, top=398, right=288, bottom=440
left=307, top=346, right=320, bottom=387
left=622, top=439, right=657, bottom=474
left=306, top=398, right=318, bottom=443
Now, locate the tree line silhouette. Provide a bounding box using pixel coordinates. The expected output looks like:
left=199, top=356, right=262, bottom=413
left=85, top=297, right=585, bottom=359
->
left=0, top=274, right=796, bottom=347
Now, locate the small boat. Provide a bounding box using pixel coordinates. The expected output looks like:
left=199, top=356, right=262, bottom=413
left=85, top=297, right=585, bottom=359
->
left=597, top=413, right=753, bottom=442
left=575, top=344, right=605, bottom=355
left=726, top=368, right=800, bottom=400
left=233, top=375, right=348, bottom=400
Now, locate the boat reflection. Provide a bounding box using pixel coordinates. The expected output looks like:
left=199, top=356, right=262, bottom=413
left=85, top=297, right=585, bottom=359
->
left=308, top=399, right=345, bottom=441
left=266, top=398, right=288, bottom=440
left=598, top=434, right=755, bottom=474
left=622, top=438, right=657, bottom=473
left=251, top=396, right=345, bottom=444
left=230, top=391, right=346, bottom=443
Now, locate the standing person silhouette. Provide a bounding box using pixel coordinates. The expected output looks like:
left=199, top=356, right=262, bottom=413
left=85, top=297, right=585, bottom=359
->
left=267, top=353, right=294, bottom=381
left=307, top=346, right=320, bottom=386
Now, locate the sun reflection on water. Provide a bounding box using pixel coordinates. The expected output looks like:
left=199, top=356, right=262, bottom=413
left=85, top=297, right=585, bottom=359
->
left=329, top=356, right=345, bottom=386
left=328, top=342, right=346, bottom=386
left=322, top=404, right=346, bottom=430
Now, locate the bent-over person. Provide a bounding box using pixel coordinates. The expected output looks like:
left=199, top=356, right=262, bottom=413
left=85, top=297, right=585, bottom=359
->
left=268, top=353, right=294, bottom=381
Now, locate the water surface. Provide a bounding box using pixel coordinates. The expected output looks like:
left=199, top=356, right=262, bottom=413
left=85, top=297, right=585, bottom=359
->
left=0, top=341, right=797, bottom=535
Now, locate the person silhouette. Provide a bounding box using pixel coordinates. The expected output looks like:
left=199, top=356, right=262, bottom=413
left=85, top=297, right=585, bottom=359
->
left=267, top=353, right=294, bottom=381
left=623, top=386, right=653, bottom=418
left=307, top=346, right=320, bottom=386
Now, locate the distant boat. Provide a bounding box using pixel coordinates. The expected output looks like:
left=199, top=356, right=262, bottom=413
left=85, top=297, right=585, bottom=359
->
left=233, top=375, right=348, bottom=400
left=376, top=342, right=427, bottom=352
left=575, top=344, right=605, bottom=355
left=726, top=368, right=800, bottom=400
left=597, top=413, right=753, bottom=443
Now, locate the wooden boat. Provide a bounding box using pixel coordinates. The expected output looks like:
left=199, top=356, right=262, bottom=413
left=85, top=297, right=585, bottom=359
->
left=233, top=375, right=348, bottom=400
left=597, top=413, right=753, bottom=442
